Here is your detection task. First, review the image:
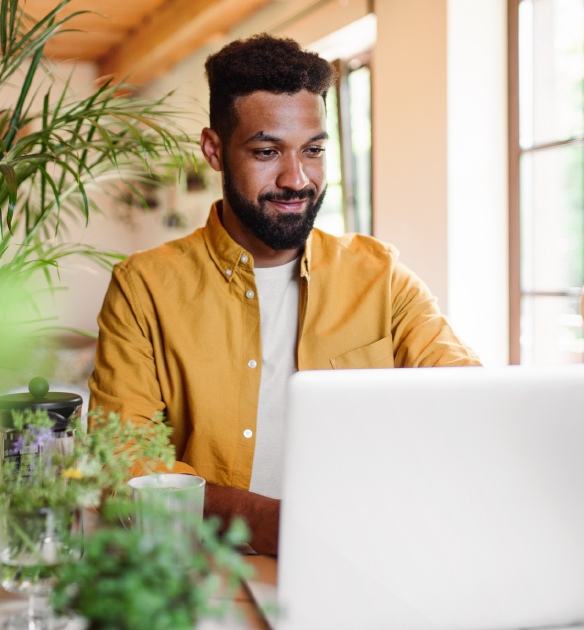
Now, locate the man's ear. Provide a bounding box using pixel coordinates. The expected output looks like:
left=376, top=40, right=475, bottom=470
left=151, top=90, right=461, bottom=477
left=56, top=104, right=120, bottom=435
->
left=201, top=128, right=224, bottom=172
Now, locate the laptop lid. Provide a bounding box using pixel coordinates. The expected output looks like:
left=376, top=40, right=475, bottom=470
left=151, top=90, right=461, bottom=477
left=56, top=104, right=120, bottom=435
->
left=278, top=365, right=584, bottom=630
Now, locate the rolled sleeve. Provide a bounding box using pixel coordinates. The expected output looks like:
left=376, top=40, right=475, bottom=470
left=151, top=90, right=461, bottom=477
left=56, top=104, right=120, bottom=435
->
left=391, top=262, right=481, bottom=367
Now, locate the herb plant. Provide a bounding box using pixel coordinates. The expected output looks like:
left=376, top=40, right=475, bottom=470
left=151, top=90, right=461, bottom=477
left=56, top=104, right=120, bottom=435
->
left=0, top=408, right=175, bottom=513
left=52, top=507, right=253, bottom=630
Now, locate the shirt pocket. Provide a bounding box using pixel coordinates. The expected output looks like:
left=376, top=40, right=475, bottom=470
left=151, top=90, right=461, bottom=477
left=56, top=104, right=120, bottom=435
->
left=330, top=335, right=395, bottom=369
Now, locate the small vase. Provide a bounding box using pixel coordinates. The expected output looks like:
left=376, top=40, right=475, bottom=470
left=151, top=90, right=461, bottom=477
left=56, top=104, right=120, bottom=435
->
left=0, top=506, right=82, bottom=629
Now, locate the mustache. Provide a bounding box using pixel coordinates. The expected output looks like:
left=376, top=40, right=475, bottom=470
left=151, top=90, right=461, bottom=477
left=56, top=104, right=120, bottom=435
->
left=259, top=188, right=317, bottom=203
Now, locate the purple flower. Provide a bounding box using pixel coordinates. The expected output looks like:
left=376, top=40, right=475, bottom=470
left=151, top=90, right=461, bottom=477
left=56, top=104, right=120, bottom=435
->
left=12, top=434, right=24, bottom=454
left=31, top=427, right=54, bottom=449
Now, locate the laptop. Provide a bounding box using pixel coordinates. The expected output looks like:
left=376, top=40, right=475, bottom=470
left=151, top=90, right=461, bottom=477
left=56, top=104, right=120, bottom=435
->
left=271, top=364, right=584, bottom=630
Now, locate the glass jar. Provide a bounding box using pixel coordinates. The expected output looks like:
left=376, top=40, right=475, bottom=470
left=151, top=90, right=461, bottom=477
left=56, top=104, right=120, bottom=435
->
left=0, top=505, right=82, bottom=629
left=0, top=379, right=82, bottom=478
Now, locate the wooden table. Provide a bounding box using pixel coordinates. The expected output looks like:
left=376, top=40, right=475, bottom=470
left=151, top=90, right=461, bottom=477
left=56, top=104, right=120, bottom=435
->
left=198, top=553, right=277, bottom=630
left=0, top=509, right=278, bottom=630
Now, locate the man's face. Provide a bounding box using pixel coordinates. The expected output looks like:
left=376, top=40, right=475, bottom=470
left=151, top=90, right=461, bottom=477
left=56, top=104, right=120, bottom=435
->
left=223, top=89, right=328, bottom=251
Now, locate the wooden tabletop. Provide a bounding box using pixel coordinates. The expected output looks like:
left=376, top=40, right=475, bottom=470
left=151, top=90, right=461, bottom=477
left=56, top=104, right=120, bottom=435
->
left=0, top=509, right=278, bottom=630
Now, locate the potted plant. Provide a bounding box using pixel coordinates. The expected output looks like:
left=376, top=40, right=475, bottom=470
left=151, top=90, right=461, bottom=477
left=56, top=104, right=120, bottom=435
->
left=0, top=0, right=198, bottom=391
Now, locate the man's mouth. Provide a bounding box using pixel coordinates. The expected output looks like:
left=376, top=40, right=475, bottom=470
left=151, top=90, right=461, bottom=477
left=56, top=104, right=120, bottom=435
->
left=267, top=198, right=307, bottom=212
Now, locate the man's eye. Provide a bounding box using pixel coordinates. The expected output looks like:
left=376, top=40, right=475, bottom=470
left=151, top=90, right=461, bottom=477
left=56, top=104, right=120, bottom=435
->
left=306, top=147, right=326, bottom=156
left=255, top=149, right=277, bottom=158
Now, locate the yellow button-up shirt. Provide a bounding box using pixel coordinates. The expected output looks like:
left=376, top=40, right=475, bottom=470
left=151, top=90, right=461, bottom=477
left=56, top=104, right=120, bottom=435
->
left=89, top=202, right=480, bottom=488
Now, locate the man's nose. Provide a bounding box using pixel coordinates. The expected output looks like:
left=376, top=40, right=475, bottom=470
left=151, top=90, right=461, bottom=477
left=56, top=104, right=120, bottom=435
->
left=276, top=153, right=309, bottom=191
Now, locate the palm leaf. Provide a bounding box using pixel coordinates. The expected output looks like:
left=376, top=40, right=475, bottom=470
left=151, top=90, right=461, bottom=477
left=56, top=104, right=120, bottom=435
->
left=0, top=162, right=17, bottom=234
left=0, top=0, right=8, bottom=56
left=0, top=0, right=199, bottom=369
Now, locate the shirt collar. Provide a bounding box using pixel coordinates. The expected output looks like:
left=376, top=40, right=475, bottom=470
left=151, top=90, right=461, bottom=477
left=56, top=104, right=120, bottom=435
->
left=203, top=200, right=313, bottom=282
left=203, top=201, right=252, bottom=282
left=300, top=232, right=312, bottom=280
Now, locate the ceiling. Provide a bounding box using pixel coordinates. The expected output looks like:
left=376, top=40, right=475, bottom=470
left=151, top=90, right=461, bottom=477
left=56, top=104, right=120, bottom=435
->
left=24, top=0, right=273, bottom=85
left=26, top=0, right=168, bottom=62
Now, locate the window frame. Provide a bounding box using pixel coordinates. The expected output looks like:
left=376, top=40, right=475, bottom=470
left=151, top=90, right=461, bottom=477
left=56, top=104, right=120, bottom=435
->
left=508, top=0, right=584, bottom=364
left=509, top=0, right=521, bottom=364
left=333, top=53, right=373, bottom=236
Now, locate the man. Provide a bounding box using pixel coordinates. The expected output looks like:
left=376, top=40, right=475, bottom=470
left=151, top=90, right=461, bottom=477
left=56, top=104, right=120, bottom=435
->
left=89, top=35, right=480, bottom=555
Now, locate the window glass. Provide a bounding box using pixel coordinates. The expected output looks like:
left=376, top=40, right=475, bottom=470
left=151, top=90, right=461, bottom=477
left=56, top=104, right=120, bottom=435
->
left=349, top=66, right=372, bottom=235
left=520, top=144, right=584, bottom=293
left=519, top=0, right=584, bottom=149
left=517, top=0, right=584, bottom=365
left=313, top=61, right=372, bottom=237
left=314, top=88, right=345, bottom=236
left=520, top=295, right=584, bottom=363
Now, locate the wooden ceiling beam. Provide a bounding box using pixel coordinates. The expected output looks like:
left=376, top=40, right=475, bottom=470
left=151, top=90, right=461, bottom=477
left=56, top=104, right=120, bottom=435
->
left=98, top=0, right=274, bottom=86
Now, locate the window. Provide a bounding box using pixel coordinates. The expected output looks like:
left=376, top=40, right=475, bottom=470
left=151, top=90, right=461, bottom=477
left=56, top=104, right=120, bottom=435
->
left=308, top=14, right=376, bottom=237
left=511, top=0, right=584, bottom=364
left=316, top=57, right=372, bottom=236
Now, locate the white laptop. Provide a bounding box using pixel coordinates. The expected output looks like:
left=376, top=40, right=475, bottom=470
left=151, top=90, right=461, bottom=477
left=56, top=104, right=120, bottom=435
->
left=273, top=365, right=584, bottom=630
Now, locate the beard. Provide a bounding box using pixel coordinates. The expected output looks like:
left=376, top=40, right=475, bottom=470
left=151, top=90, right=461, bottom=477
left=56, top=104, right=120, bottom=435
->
left=223, top=158, right=327, bottom=251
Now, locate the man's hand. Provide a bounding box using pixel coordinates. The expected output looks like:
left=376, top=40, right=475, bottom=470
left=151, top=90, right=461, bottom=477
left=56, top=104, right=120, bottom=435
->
left=204, top=483, right=280, bottom=555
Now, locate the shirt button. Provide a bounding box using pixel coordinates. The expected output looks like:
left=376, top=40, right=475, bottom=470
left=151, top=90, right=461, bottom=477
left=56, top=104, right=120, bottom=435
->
left=240, top=254, right=248, bottom=264
left=248, top=359, right=257, bottom=368
left=225, top=269, right=232, bottom=276
left=243, top=429, right=253, bottom=439
left=246, top=290, right=254, bottom=299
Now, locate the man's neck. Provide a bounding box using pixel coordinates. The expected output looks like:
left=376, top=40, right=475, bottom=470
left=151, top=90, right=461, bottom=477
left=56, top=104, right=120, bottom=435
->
left=218, top=199, right=301, bottom=268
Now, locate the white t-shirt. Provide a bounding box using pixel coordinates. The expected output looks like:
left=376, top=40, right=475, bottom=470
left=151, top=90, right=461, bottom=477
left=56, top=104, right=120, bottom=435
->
left=249, top=257, right=300, bottom=499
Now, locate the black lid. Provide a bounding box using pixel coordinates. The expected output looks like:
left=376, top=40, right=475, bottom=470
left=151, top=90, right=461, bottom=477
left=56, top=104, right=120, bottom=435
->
left=0, top=379, right=82, bottom=431
left=0, top=392, right=83, bottom=411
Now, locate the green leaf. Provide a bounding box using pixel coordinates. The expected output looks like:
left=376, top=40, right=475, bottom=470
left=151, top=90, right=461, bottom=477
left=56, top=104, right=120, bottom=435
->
left=84, top=117, right=118, bottom=167
left=0, top=162, right=18, bottom=232
left=42, top=265, right=54, bottom=297
left=43, top=89, right=50, bottom=132
left=3, top=44, right=44, bottom=151
left=0, top=6, right=88, bottom=89
left=77, top=178, right=89, bottom=225
left=0, top=109, right=10, bottom=138
left=8, top=0, right=18, bottom=43
left=38, top=164, right=60, bottom=225
left=0, top=0, right=8, bottom=56
left=110, top=113, right=149, bottom=167
left=10, top=152, right=53, bottom=164
left=127, top=113, right=172, bottom=148
left=11, top=3, right=79, bottom=57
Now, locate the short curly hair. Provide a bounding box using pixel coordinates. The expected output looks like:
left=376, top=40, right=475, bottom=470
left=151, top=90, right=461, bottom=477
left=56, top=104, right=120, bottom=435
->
left=205, top=34, right=337, bottom=142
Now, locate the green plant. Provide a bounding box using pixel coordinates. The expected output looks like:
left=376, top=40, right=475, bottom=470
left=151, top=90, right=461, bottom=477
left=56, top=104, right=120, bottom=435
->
left=0, top=0, right=197, bottom=389
left=52, top=506, right=253, bottom=630
left=0, top=408, right=177, bottom=628
left=0, top=408, right=175, bottom=513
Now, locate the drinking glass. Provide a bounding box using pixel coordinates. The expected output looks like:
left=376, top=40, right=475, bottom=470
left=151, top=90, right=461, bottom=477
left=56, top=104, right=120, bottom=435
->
left=126, top=473, right=206, bottom=553
left=0, top=507, right=82, bottom=629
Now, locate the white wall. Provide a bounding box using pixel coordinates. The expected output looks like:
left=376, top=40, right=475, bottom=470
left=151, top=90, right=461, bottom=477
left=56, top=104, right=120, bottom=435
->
left=447, top=0, right=509, bottom=365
